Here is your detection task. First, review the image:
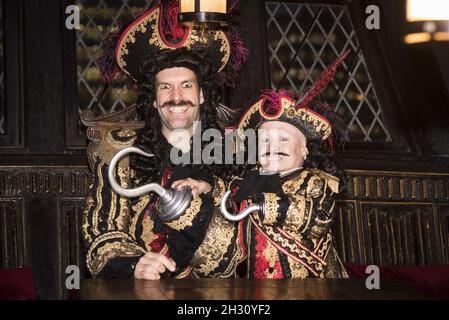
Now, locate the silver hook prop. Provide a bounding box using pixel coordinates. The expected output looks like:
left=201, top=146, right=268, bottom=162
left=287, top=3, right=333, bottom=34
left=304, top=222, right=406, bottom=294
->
left=108, top=147, right=168, bottom=198
left=219, top=190, right=265, bottom=221
left=107, top=146, right=193, bottom=222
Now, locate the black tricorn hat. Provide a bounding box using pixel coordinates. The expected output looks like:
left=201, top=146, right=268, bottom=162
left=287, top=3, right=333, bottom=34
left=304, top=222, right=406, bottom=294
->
left=100, top=0, right=247, bottom=87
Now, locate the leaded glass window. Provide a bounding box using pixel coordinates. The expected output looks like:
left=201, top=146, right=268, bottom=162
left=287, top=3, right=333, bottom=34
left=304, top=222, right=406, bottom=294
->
left=266, top=2, right=391, bottom=142
left=76, top=0, right=155, bottom=116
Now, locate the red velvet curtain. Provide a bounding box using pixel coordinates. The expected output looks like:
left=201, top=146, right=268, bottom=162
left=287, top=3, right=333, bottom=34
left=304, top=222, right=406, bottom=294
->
left=0, top=266, right=36, bottom=300
left=344, top=263, right=449, bottom=299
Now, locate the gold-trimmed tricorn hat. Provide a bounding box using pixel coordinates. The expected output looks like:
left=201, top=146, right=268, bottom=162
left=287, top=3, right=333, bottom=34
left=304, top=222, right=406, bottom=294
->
left=100, top=0, right=247, bottom=87
left=237, top=49, right=351, bottom=142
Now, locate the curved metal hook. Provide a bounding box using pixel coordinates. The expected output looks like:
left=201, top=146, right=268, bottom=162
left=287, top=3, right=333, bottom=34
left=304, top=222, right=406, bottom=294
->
left=108, top=147, right=167, bottom=199
left=219, top=190, right=264, bottom=222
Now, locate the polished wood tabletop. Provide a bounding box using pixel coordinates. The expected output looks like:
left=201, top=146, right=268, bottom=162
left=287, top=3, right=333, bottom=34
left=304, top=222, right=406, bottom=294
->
left=79, top=278, right=429, bottom=300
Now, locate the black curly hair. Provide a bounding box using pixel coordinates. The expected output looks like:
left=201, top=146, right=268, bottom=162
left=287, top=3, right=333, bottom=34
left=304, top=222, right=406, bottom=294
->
left=130, top=47, right=247, bottom=186
left=302, top=100, right=348, bottom=195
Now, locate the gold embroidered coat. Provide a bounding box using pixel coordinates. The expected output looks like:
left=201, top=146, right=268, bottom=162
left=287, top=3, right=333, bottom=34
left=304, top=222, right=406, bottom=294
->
left=82, top=128, right=222, bottom=279
left=190, top=168, right=348, bottom=279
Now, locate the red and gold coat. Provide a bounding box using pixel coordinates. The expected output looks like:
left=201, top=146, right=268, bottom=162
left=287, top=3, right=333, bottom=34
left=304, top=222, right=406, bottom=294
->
left=191, top=168, right=348, bottom=279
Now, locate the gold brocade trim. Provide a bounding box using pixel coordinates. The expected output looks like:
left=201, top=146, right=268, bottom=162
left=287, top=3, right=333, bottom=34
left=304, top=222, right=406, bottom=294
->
left=287, top=256, right=309, bottom=278
left=282, top=170, right=309, bottom=195
left=109, top=163, right=130, bottom=231
left=86, top=231, right=146, bottom=276
left=284, top=193, right=306, bottom=231
left=82, top=194, right=95, bottom=243
left=262, top=193, right=280, bottom=225
left=105, top=129, right=137, bottom=147
left=116, top=197, right=130, bottom=233
left=306, top=176, right=325, bottom=198
left=301, top=197, right=314, bottom=234
left=117, top=9, right=155, bottom=77
left=149, top=11, right=199, bottom=50
left=116, top=7, right=231, bottom=79
left=214, top=31, right=231, bottom=72
left=166, top=195, right=202, bottom=231
left=92, top=161, right=105, bottom=236
left=212, top=176, right=226, bottom=207
left=130, top=195, right=150, bottom=240
left=89, top=241, right=146, bottom=277
left=308, top=169, right=339, bottom=194
left=316, top=232, right=332, bottom=258
left=250, top=214, right=325, bottom=277
left=285, top=108, right=332, bottom=140
left=237, top=99, right=264, bottom=133
left=140, top=214, right=158, bottom=251
left=159, top=244, right=169, bottom=256
left=114, top=165, right=131, bottom=231
left=108, top=183, right=118, bottom=231
left=262, top=241, right=280, bottom=278
left=175, top=266, right=193, bottom=279
left=131, top=194, right=150, bottom=214
left=191, top=211, right=239, bottom=277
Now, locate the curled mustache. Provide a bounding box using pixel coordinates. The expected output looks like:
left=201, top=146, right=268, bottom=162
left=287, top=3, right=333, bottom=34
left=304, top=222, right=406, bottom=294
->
left=261, top=151, right=290, bottom=157
left=161, top=100, right=195, bottom=109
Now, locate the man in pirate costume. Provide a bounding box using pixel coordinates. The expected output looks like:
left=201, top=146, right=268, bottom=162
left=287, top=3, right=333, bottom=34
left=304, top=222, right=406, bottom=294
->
left=189, top=51, right=350, bottom=279
left=82, top=0, right=247, bottom=280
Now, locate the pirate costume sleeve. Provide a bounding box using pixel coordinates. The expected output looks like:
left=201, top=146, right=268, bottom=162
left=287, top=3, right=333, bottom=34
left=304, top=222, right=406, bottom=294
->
left=83, top=154, right=218, bottom=278
left=83, top=154, right=147, bottom=279
left=82, top=0, right=247, bottom=279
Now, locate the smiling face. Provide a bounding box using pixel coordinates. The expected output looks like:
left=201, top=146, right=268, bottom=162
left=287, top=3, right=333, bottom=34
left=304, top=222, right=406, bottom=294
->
left=258, top=121, right=309, bottom=175
left=153, top=67, right=204, bottom=134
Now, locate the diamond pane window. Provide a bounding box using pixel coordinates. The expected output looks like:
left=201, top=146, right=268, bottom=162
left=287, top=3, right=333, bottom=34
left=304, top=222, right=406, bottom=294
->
left=0, top=1, right=4, bottom=134
left=76, top=0, right=155, bottom=116
left=266, top=2, right=391, bottom=142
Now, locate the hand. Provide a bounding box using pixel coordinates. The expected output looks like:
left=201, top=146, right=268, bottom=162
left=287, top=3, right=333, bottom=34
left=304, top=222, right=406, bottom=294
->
left=134, top=252, right=176, bottom=280
left=172, top=178, right=212, bottom=196
left=234, top=171, right=282, bottom=203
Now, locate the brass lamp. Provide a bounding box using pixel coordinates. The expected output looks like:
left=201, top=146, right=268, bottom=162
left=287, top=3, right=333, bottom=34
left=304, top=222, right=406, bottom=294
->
left=404, top=0, right=449, bottom=44
left=178, top=0, right=229, bottom=27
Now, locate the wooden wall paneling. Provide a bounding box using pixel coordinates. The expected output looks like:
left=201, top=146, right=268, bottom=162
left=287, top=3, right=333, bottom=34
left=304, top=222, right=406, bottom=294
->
left=438, top=204, right=449, bottom=264
left=58, top=197, right=86, bottom=299
left=0, top=198, right=24, bottom=268
left=334, top=200, right=366, bottom=265
left=0, top=166, right=91, bottom=299
left=23, top=0, right=67, bottom=153
left=0, top=0, right=24, bottom=148
left=360, top=203, right=442, bottom=266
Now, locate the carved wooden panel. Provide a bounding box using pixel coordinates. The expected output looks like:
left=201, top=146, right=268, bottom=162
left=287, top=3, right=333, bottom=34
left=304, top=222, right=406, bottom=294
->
left=438, top=204, right=449, bottom=264
left=0, top=198, right=24, bottom=268
left=345, top=170, right=449, bottom=203
left=0, top=167, right=91, bottom=197
left=361, top=203, right=441, bottom=266
left=333, top=200, right=365, bottom=265
left=0, top=167, right=91, bottom=299
left=58, top=198, right=86, bottom=299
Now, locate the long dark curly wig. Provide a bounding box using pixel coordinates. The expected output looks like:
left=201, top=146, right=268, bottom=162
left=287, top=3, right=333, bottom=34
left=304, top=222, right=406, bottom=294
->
left=130, top=47, right=247, bottom=186
left=302, top=100, right=348, bottom=196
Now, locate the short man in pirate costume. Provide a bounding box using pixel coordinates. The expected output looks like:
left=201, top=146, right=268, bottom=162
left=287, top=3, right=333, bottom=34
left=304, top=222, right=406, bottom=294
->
left=189, top=51, right=350, bottom=279
left=82, top=0, right=247, bottom=280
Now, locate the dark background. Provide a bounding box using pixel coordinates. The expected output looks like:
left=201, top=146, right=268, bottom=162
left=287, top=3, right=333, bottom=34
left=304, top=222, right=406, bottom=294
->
left=0, top=0, right=448, bottom=299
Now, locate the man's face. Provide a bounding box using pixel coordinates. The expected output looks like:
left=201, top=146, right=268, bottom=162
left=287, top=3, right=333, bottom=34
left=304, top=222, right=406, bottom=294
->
left=258, top=121, right=309, bottom=175
left=153, top=67, right=204, bottom=132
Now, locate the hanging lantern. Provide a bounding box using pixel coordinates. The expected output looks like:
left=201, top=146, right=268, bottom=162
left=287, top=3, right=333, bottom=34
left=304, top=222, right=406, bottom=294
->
left=404, top=0, right=449, bottom=44
left=178, top=0, right=229, bottom=27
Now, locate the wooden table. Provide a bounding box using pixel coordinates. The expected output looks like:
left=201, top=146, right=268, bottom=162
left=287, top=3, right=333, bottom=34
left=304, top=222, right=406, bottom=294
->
left=79, top=278, right=429, bottom=300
